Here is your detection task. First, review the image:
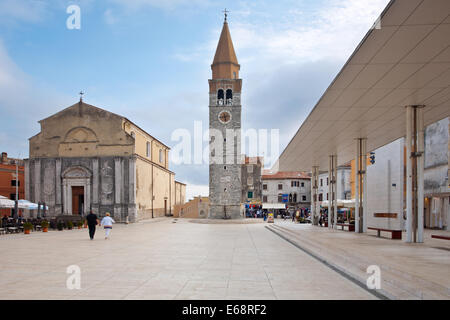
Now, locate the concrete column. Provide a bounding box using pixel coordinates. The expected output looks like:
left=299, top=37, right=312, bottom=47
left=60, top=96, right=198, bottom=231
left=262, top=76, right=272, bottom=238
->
left=311, top=166, right=319, bottom=225
left=361, top=139, right=367, bottom=233
left=406, top=106, right=413, bottom=243
left=355, top=140, right=360, bottom=233
left=328, top=157, right=333, bottom=229
left=417, top=108, right=425, bottom=243
left=333, top=155, right=338, bottom=229
left=311, top=167, right=315, bottom=225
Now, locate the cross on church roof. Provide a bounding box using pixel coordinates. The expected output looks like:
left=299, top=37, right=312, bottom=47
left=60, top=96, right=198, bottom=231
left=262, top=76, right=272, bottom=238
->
left=79, top=91, right=84, bottom=102
left=223, top=8, right=229, bottom=22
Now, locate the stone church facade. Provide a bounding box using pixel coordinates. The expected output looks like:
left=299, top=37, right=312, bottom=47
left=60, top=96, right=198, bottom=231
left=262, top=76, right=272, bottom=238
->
left=25, top=101, right=185, bottom=222
left=208, top=16, right=243, bottom=219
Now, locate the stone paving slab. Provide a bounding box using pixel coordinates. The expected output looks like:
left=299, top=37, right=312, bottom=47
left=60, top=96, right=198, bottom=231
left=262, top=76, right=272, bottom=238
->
left=268, top=221, right=450, bottom=300
left=0, top=219, right=376, bottom=300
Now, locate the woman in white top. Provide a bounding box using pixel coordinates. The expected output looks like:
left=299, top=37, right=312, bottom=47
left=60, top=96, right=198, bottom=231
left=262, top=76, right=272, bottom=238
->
left=101, top=212, right=115, bottom=239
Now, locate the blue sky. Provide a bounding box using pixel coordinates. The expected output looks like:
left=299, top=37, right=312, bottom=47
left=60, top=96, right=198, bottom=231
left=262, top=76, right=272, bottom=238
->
left=0, top=0, right=390, bottom=199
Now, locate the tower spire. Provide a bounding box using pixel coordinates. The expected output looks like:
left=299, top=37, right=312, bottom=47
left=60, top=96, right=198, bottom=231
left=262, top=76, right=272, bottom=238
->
left=211, top=12, right=240, bottom=79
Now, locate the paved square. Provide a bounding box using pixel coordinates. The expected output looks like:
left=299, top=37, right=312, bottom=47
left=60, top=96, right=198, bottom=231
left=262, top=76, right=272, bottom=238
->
left=0, top=219, right=376, bottom=300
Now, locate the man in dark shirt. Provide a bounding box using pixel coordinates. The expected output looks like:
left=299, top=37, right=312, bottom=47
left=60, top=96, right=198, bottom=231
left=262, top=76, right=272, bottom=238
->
left=86, top=211, right=99, bottom=240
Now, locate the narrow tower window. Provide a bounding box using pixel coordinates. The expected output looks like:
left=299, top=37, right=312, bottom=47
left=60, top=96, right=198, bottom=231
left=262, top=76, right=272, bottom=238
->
left=217, top=89, right=224, bottom=105
left=226, top=89, right=233, bottom=105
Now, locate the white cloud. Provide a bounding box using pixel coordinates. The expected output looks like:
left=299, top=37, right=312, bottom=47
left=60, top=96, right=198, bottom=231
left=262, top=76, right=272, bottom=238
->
left=233, top=0, right=390, bottom=69
left=0, top=0, right=48, bottom=25
left=185, top=184, right=209, bottom=201
left=174, top=0, right=390, bottom=70
left=103, top=8, right=118, bottom=25
left=109, top=0, right=211, bottom=11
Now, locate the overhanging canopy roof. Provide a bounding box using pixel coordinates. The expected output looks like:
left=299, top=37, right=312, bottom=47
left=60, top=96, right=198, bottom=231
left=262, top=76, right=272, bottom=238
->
left=278, top=0, right=450, bottom=172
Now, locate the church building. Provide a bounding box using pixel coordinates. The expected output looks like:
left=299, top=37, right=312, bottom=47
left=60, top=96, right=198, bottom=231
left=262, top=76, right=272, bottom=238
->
left=208, top=13, right=243, bottom=219
left=25, top=100, right=186, bottom=222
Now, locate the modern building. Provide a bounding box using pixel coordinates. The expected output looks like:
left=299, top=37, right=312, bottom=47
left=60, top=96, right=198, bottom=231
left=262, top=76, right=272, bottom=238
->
left=208, top=15, right=243, bottom=219
left=0, top=152, right=25, bottom=217
left=173, top=196, right=210, bottom=219
left=365, top=138, right=405, bottom=231
left=361, top=117, right=449, bottom=232
left=241, top=156, right=263, bottom=204
left=262, top=171, right=311, bottom=212
left=25, top=100, right=186, bottom=222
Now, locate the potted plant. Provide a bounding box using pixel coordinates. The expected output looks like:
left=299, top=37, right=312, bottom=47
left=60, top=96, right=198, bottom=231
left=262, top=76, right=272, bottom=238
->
left=67, top=221, right=73, bottom=230
left=23, top=222, right=33, bottom=234
left=57, top=221, right=64, bottom=231
left=41, top=220, right=49, bottom=232
left=77, top=221, right=83, bottom=229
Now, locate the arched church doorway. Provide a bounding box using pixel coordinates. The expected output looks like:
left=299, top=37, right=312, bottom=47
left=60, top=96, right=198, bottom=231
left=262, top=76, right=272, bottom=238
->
left=62, top=166, right=92, bottom=215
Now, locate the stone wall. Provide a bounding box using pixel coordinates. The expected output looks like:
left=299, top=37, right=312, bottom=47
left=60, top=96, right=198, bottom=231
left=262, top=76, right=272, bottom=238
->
left=424, top=117, right=449, bottom=195
left=209, top=96, right=242, bottom=219
left=25, top=156, right=136, bottom=222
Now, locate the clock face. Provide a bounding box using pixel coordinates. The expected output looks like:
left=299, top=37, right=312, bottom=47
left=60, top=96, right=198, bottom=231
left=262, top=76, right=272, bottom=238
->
left=218, top=111, right=232, bottom=124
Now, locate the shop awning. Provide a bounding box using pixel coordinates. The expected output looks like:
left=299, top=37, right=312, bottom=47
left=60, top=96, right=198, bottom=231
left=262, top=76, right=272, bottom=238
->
left=262, top=203, right=286, bottom=210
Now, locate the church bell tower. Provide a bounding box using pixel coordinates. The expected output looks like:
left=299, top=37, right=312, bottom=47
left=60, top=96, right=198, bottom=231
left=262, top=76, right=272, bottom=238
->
left=208, top=12, right=243, bottom=219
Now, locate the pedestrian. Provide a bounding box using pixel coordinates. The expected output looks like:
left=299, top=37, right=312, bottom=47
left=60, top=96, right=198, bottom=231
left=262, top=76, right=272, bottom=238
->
left=101, top=212, right=115, bottom=240
left=86, top=210, right=99, bottom=240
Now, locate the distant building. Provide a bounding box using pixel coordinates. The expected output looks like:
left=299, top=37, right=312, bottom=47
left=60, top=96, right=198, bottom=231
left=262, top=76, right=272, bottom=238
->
left=241, top=156, right=263, bottom=203
left=25, top=100, right=186, bottom=222
left=318, top=166, right=352, bottom=202
left=0, top=152, right=25, bottom=217
left=261, top=171, right=311, bottom=211
left=174, top=196, right=209, bottom=219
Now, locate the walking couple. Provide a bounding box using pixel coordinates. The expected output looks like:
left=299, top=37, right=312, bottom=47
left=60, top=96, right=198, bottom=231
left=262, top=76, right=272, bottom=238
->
left=86, top=211, right=115, bottom=240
